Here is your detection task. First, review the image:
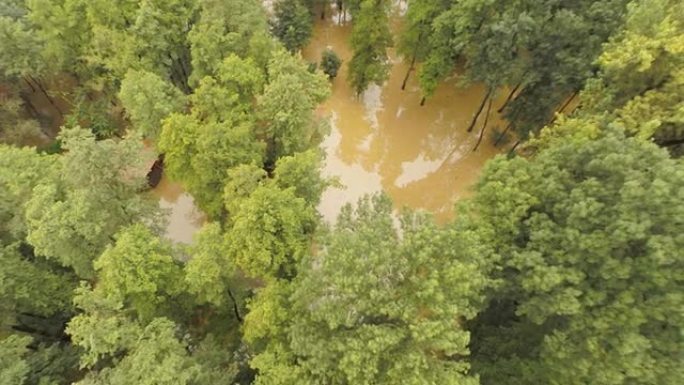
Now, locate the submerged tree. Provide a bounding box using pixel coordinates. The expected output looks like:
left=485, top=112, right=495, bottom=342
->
left=272, top=0, right=313, bottom=52
left=320, top=48, right=342, bottom=79
left=347, top=0, right=392, bottom=95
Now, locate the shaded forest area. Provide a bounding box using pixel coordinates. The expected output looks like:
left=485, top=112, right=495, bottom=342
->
left=0, top=0, right=682, bottom=384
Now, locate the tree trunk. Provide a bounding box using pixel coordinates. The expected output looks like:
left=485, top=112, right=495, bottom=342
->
left=20, top=94, right=40, bottom=119
left=23, top=76, right=36, bottom=92
left=467, top=88, right=492, bottom=132
left=473, top=98, right=493, bottom=151
left=401, top=54, right=417, bottom=91
left=29, top=75, right=63, bottom=117
left=548, top=90, right=579, bottom=126
left=497, top=82, right=521, bottom=113
left=558, top=89, right=578, bottom=114
left=227, top=289, right=243, bottom=322
left=420, top=96, right=426, bottom=106
left=494, top=123, right=512, bottom=146
left=508, top=139, right=521, bottom=156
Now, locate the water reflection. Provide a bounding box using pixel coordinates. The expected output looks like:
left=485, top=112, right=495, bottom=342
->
left=152, top=175, right=205, bottom=244
left=303, top=13, right=506, bottom=223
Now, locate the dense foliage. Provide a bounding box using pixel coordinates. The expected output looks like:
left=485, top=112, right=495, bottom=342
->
left=0, top=1, right=681, bottom=385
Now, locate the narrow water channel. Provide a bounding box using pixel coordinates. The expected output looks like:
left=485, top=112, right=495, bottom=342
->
left=153, top=4, right=509, bottom=242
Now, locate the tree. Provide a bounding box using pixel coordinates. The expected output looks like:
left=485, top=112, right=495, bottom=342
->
left=247, top=194, right=490, bottom=384
left=25, top=126, right=159, bottom=278
left=0, top=145, right=57, bottom=242
left=226, top=184, right=315, bottom=280
left=0, top=335, right=31, bottom=385
left=158, top=113, right=264, bottom=219
left=272, top=0, right=313, bottom=53
left=93, top=224, right=187, bottom=322
left=469, top=129, right=684, bottom=385
left=415, top=0, right=630, bottom=137
left=347, top=0, right=392, bottom=95
left=396, top=0, right=449, bottom=90
left=0, top=244, right=75, bottom=324
left=257, top=49, right=329, bottom=165
left=84, top=0, right=196, bottom=89
left=188, top=0, right=269, bottom=86
left=25, top=0, right=92, bottom=78
left=118, top=69, right=186, bottom=142
left=223, top=163, right=268, bottom=217
left=70, top=316, right=202, bottom=385
left=185, top=222, right=244, bottom=323
left=0, top=90, right=45, bottom=146
left=274, top=149, right=332, bottom=207
left=319, top=48, right=342, bottom=79
left=580, top=0, right=684, bottom=155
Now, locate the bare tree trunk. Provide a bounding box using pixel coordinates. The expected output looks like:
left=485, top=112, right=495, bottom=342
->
left=401, top=54, right=417, bottom=91
left=558, top=89, right=578, bottom=114
left=467, top=88, right=492, bottom=132
left=20, top=94, right=40, bottom=118
left=420, top=96, right=426, bottom=106
left=494, top=123, right=512, bottom=146
left=508, top=139, right=521, bottom=156
left=473, top=98, right=493, bottom=151
left=548, top=90, right=579, bottom=126
left=497, top=82, right=521, bottom=113
left=23, top=76, right=36, bottom=92
left=227, top=289, right=243, bottom=322
left=28, top=75, right=63, bottom=117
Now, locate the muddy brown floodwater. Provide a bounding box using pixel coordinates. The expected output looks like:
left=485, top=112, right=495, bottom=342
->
left=303, top=6, right=508, bottom=223
left=152, top=3, right=510, bottom=242
left=151, top=175, right=206, bottom=244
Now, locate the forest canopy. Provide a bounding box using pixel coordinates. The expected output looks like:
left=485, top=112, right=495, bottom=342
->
left=0, top=1, right=682, bottom=384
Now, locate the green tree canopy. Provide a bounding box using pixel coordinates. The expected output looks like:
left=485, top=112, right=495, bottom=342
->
left=272, top=0, right=313, bottom=52
left=118, top=69, right=187, bottom=142
left=347, top=0, right=392, bottom=95
left=469, top=129, right=684, bottom=385
left=25, top=126, right=159, bottom=278
left=227, top=184, right=315, bottom=280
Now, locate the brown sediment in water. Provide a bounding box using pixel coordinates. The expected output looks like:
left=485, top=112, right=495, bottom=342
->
left=303, top=8, right=508, bottom=223
left=151, top=174, right=206, bottom=244
left=150, top=3, right=514, bottom=242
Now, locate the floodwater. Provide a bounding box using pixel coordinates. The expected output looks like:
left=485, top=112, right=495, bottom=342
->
left=303, top=6, right=507, bottom=223
left=151, top=175, right=205, bottom=244
left=152, top=3, right=510, bottom=242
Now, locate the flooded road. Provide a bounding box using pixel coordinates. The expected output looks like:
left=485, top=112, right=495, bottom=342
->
left=303, top=9, right=507, bottom=223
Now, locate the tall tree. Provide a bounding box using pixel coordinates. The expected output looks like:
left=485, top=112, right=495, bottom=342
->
left=92, top=224, right=188, bottom=322
left=347, top=0, right=392, bottom=95
left=469, top=128, right=684, bottom=385
left=396, top=0, right=450, bottom=90
left=25, top=126, right=159, bottom=278
left=582, top=0, right=684, bottom=155
left=247, top=194, right=490, bottom=384
left=257, top=49, right=330, bottom=165
left=118, top=69, right=187, bottom=142
left=188, top=0, right=269, bottom=86
left=158, top=113, right=264, bottom=219
left=272, top=0, right=313, bottom=53
left=226, top=184, right=315, bottom=280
